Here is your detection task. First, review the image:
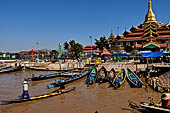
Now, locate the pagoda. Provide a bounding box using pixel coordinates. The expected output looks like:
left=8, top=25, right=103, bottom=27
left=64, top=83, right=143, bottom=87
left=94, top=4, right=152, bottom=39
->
left=108, top=29, right=118, bottom=50
left=111, top=0, right=170, bottom=52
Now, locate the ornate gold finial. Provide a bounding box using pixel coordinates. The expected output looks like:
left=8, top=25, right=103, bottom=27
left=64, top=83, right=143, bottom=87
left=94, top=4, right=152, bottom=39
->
left=149, top=0, right=151, bottom=8
left=144, top=0, right=157, bottom=24
left=111, top=29, right=114, bottom=35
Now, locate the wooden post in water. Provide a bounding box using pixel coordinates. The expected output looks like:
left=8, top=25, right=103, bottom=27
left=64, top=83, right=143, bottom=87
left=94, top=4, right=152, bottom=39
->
left=147, top=58, right=149, bottom=69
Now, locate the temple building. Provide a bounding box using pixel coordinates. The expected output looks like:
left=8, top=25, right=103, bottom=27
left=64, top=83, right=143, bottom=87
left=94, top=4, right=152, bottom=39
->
left=108, top=0, right=170, bottom=52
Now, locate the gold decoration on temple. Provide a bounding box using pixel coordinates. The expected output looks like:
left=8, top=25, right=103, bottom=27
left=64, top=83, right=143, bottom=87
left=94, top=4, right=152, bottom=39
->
left=144, top=0, right=157, bottom=24
left=108, top=29, right=117, bottom=44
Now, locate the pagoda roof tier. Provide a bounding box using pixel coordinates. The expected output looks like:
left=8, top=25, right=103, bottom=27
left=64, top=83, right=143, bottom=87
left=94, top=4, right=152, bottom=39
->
left=136, top=44, right=143, bottom=48
left=125, top=32, right=144, bottom=36
left=119, top=35, right=170, bottom=41
left=160, top=43, right=167, bottom=48
left=166, top=22, right=170, bottom=27
left=157, top=30, right=170, bottom=34
left=123, top=30, right=132, bottom=35
left=157, top=35, right=170, bottom=39
left=118, top=37, right=146, bottom=41
left=130, top=26, right=142, bottom=32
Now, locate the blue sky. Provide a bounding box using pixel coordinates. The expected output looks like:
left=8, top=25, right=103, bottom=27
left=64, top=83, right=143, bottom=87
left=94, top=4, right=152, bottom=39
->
left=0, top=0, right=170, bottom=52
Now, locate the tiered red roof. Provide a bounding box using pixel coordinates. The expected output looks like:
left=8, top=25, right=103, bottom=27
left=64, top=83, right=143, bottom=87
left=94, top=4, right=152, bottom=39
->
left=83, top=45, right=102, bottom=53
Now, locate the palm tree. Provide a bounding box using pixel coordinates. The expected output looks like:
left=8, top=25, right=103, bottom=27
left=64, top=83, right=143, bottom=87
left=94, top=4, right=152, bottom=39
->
left=95, top=35, right=109, bottom=51
left=64, top=40, right=83, bottom=60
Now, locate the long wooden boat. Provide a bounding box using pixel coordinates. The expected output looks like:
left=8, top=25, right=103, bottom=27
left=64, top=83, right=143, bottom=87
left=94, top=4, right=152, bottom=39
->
left=28, top=71, right=73, bottom=81
left=1, top=87, right=75, bottom=104
left=26, top=66, right=78, bottom=72
left=96, top=66, right=108, bottom=83
left=126, top=68, right=144, bottom=88
left=48, top=69, right=90, bottom=89
left=140, top=102, right=170, bottom=113
left=0, top=66, right=12, bottom=70
left=85, top=67, right=97, bottom=85
left=0, top=66, right=23, bottom=74
left=110, top=68, right=126, bottom=88
left=107, top=68, right=116, bottom=84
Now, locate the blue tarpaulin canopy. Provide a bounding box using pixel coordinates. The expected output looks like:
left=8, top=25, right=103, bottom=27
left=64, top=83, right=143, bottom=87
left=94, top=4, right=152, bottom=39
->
left=141, top=52, right=164, bottom=58
left=114, top=53, right=127, bottom=57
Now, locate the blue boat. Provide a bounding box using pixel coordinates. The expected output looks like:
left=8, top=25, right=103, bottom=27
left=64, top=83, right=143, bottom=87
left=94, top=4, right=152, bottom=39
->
left=126, top=68, right=144, bottom=88
left=48, top=69, right=90, bottom=89
left=85, top=67, right=97, bottom=85
left=30, top=71, right=72, bottom=81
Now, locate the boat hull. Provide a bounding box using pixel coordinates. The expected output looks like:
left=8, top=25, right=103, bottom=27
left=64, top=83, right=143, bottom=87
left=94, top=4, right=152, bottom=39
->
left=0, top=66, right=23, bottom=74
left=126, top=68, right=144, bottom=88
left=48, top=69, right=90, bottom=88
left=2, top=87, right=75, bottom=104
left=140, top=102, right=170, bottom=113
left=96, top=66, right=108, bottom=83
left=85, top=67, right=97, bottom=85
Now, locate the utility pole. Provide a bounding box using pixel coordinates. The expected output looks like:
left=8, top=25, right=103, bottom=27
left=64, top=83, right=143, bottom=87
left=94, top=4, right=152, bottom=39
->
left=89, top=36, right=92, bottom=58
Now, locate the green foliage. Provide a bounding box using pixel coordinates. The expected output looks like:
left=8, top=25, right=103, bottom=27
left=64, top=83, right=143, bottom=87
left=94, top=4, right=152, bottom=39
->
left=124, top=45, right=133, bottom=53
left=64, top=40, right=83, bottom=60
left=95, top=35, right=109, bottom=51
left=49, top=50, right=58, bottom=58
left=64, top=41, right=69, bottom=50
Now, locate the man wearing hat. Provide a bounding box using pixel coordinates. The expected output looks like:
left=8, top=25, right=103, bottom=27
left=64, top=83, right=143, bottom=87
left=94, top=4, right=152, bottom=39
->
left=21, top=81, right=30, bottom=99
left=161, top=93, right=170, bottom=108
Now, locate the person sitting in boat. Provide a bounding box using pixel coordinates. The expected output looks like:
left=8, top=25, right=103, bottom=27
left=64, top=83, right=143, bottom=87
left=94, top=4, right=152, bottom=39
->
left=21, top=81, right=30, bottom=99
left=161, top=93, right=170, bottom=108
left=58, top=84, right=65, bottom=93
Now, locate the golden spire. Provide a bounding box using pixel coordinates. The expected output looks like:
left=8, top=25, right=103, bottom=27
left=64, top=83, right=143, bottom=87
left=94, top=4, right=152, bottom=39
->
left=111, top=29, right=114, bottom=36
left=144, top=0, right=157, bottom=24
left=108, top=28, right=117, bottom=44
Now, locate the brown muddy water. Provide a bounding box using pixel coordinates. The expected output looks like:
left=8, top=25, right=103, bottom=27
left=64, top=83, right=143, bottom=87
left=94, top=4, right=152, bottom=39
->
left=0, top=69, right=161, bottom=113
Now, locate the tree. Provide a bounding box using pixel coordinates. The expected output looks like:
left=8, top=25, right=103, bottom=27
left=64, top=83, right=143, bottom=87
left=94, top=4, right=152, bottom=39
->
left=124, top=45, right=133, bottom=53
left=95, top=35, right=109, bottom=51
left=49, top=50, right=58, bottom=60
left=64, top=40, right=83, bottom=60
left=64, top=41, right=69, bottom=50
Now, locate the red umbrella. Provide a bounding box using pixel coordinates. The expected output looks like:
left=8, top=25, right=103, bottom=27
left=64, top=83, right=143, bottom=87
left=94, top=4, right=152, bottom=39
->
left=101, top=49, right=112, bottom=56
left=28, top=48, right=36, bottom=54
left=28, top=48, right=37, bottom=61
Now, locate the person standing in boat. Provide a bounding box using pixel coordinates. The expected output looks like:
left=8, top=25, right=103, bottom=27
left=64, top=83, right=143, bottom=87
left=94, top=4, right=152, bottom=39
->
left=161, top=93, right=170, bottom=108
left=21, top=81, right=30, bottom=99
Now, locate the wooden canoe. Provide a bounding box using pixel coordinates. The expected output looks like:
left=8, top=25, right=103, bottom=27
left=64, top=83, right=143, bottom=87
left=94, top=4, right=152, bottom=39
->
left=110, top=68, right=126, bottom=88
left=1, top=87, right=75, bottom=104
left=96, top=66, right=108, bottom=83
left=85, top=67, right=97, bottom=85
left=126, top=68, right=144, bottom=88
